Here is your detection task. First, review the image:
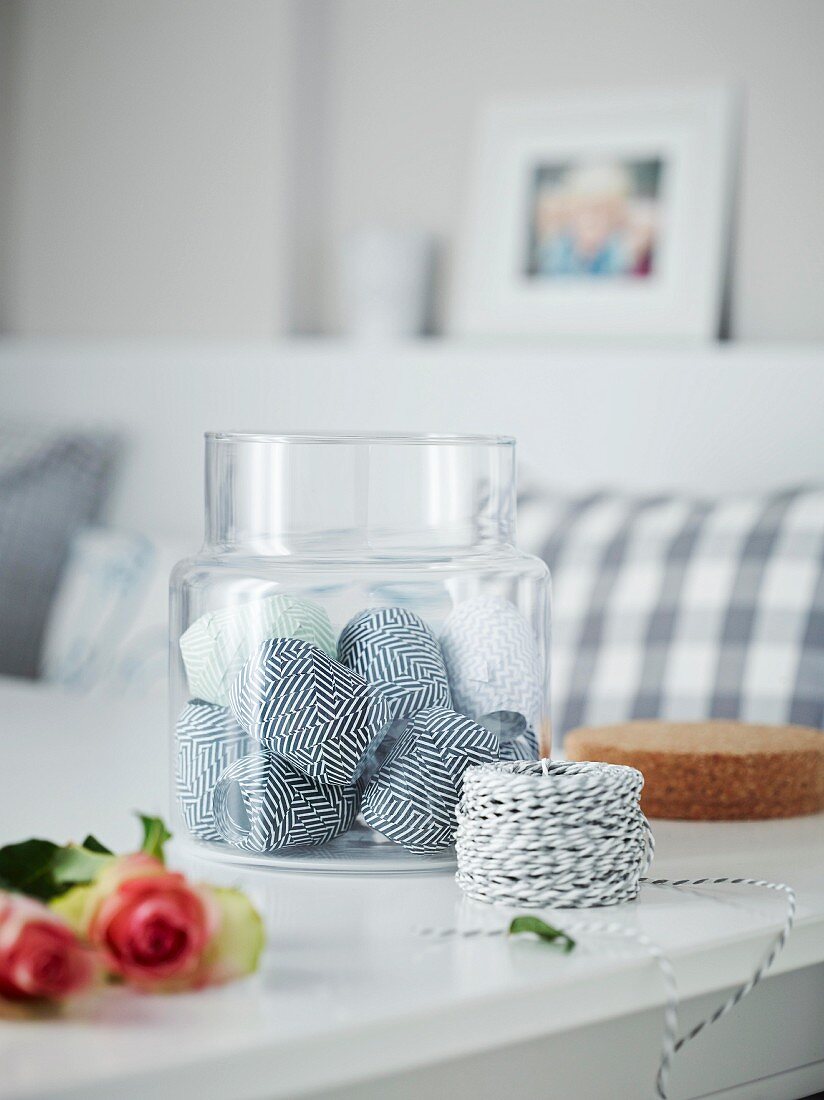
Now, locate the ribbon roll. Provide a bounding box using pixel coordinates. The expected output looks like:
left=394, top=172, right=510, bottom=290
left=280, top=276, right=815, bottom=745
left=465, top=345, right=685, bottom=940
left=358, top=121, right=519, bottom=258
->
left=362, top=707, right=499, bottom=854
left=479, top=710, right=539, bottom=762
left=214, top=751, right=361, bottom=852
left=228, top=637, right=390, bottom=785
left=337, top=606, right=452, bottom=720
left=179, top=594, right=336, bottom=706
left=175, top=700, right=250, bottom=841
left=439, top=596, right=542, bottom=735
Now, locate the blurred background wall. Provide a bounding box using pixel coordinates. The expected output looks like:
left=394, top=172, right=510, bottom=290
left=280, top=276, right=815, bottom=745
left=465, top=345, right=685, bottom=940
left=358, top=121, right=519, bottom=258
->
left=1, top=0, right=823, bottom=340
left=0, top=0, right=294, bottom=336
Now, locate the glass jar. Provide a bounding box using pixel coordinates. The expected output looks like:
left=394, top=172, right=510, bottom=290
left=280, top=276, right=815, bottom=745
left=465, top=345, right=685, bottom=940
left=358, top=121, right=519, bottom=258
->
left=170, top=432, right=550, bottom=873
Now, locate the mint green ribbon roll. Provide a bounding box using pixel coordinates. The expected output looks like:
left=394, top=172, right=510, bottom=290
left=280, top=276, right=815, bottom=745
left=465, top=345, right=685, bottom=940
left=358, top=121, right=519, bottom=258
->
left=179, top=594, right=336, bottom=705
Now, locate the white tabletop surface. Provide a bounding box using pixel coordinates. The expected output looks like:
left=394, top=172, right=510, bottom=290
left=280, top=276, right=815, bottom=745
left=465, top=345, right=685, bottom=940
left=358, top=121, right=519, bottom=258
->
left=1, top=678, right=823, bottom=1100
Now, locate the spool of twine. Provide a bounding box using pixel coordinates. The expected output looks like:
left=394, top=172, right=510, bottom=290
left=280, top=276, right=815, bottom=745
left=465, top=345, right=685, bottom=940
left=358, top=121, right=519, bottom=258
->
left=438, top=758, right=796, bottom=1099
left=456, top=759, right=651, bottom=907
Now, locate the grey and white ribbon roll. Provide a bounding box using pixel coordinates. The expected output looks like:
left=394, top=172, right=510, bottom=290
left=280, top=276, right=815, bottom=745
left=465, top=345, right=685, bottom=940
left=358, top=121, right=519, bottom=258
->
left=228, top=637, right=390, bottom=785
left=439, top=596, right=542, bottom=755
left=213, top=751, right=361, bottom=852
left=362, top=707, right=499, bottom=854
left=482, top=711, right=539, bottom=762
left=175, top=699, right=251, bottom=842
left=337, top=607, right=452, bottom=720
left=179, top=594, right=336, bottom=706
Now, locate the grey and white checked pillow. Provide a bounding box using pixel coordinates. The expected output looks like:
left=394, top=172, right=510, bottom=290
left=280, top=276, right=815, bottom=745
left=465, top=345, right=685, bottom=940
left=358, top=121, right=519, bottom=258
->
left=518, top=486, right=824, bottom=750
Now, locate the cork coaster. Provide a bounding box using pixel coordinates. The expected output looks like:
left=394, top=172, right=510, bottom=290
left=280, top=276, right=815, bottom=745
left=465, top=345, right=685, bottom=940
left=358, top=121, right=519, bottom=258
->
left=565, top=720, right=824, bottom=820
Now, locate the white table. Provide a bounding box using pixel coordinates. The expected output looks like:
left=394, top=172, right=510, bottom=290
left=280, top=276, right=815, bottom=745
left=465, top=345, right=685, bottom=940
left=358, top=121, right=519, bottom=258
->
left=1, top=679, right=823, bottom=1100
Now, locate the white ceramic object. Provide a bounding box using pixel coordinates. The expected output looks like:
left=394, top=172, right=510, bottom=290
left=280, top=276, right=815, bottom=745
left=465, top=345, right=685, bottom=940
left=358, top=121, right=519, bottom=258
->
left=340, top=228, right=434, bottom=339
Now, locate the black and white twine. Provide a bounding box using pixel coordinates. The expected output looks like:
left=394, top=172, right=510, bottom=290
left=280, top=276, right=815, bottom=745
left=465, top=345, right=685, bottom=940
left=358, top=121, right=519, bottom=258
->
left=421, top=759, right=796, bottom=1099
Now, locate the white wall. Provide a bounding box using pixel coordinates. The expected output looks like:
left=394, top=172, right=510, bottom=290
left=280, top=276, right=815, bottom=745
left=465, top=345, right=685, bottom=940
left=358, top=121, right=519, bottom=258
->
left=2, top=1, right=822, bottom=339
left=0, top=2, right=19, bottom=332
left=324, top=0, right=824, bottom=339
left=3, top=0, right=294, bottom=337
left=1, top=341, right=822, bottom=541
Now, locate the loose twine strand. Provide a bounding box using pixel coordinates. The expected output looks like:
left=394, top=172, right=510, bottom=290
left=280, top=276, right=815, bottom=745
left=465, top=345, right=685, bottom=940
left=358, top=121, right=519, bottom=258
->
left=419, top=760, right=796, bottom=1100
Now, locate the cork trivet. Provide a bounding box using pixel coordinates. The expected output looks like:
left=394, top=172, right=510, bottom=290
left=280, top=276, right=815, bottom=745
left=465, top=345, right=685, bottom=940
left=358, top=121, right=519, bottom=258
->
left=565, top=720, right=824, bottom=820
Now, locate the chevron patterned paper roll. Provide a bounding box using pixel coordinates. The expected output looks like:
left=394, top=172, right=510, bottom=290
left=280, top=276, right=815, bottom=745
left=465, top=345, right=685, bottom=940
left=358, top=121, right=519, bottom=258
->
left=179, top=595, right=336, bottom=706
left=228, top=637, right=391, bottom=785
left=439, top=596, right=543, bottom=733
left=362, top=707, right=499, bottom=854
left=337, top=607, right=451, bottom=719
left=175, top=700, right=251, bottom=841
left=213, top=751, right=361, bottom=852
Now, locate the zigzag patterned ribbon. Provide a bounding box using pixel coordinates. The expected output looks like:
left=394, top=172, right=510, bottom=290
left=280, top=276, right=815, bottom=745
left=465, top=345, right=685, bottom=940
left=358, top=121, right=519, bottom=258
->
left=213, top=751, right=361, bottom=852
left=439, top=596, right=543, bottom=736
left=179, top=595, right=336, bottom=706
left=175, top=700, right=251, bottom=841
left=228, top=637, right=390, bottom=785
left=362, top=707, right=499, bottom=853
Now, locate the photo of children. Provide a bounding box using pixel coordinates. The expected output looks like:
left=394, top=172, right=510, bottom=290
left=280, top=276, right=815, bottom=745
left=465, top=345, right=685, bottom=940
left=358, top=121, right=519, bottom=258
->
left=525, top=158, right=664, bottom=279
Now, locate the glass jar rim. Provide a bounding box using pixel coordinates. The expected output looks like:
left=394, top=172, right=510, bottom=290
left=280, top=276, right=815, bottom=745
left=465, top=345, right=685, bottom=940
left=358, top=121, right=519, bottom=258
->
left=205, top=430, right=515, bottom=448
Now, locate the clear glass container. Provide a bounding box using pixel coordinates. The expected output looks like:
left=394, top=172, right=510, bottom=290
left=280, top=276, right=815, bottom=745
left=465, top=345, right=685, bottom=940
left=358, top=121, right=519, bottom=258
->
left=170, top=432, right=550, bottom=873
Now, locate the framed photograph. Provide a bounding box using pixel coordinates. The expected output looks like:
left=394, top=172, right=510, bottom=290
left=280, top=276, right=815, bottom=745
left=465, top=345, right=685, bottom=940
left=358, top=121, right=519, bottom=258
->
left=452, top=88, right=737, bottom=341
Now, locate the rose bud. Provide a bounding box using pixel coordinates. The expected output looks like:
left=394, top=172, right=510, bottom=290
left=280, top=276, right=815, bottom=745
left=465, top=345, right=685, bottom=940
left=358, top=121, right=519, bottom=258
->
left=0, top=891, right=96, bottom=1003
left=52, top=854, right=263, bottom=991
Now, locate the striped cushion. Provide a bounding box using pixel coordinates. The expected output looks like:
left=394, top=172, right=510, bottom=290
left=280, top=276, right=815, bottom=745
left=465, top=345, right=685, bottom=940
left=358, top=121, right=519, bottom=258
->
left=518, top=486, right=824, bottom=748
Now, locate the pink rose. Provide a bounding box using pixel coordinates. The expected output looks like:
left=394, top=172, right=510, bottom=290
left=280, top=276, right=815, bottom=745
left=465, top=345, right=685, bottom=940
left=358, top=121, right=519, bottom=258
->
left=52, top=853, right=263, bottom=992
left=84, top=855, right=218, bottom=988
left=0, top=891, right=96, bottom=1002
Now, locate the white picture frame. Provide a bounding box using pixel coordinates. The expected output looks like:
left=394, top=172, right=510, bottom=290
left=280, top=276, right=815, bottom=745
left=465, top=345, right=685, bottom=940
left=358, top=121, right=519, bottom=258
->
left=452, top=88, right=737, bottom=342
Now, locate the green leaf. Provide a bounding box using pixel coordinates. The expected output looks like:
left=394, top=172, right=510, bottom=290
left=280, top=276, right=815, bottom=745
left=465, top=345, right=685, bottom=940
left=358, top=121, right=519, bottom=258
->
left=0, top=837, right=116, bottom=901
left=138, top=814, right=171, bottom=862
left=81, top=834, right=113, bottom=855
left=508, top=916, right=576, bottom=952
left=0, top=839, right=62, bottom=899
left=51, top=844, right=114, bottom=886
